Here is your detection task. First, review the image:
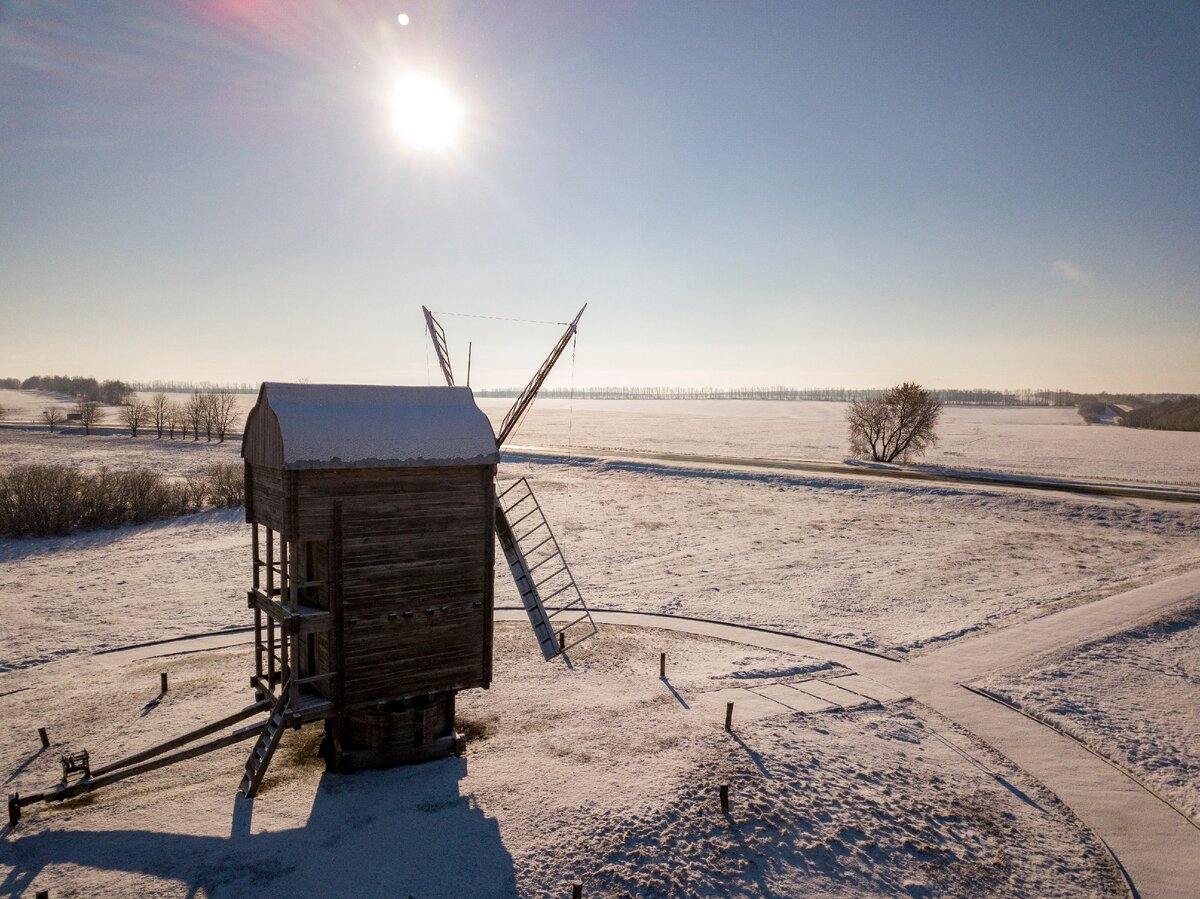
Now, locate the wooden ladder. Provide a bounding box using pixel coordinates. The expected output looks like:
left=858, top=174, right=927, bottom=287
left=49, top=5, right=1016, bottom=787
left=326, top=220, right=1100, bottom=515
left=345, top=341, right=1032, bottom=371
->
left=239, top=689, right=290, bottom=798
left=496, top=478, right=598, bottom=660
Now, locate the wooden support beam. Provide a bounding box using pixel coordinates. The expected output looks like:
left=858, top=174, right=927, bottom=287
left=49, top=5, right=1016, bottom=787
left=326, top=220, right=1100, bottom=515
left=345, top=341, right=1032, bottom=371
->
left=90, top=701, right=270, bottom=778
left=47, top=724, right=266, bottom=805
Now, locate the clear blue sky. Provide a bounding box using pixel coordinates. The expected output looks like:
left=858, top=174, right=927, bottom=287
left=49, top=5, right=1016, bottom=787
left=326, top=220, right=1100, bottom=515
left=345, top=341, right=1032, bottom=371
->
left=2, top=1, right=1197, bottom=391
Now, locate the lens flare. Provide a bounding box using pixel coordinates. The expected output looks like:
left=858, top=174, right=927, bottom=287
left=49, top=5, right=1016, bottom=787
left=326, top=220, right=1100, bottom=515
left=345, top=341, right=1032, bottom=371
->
left=391, top=74, right=461, bottom=151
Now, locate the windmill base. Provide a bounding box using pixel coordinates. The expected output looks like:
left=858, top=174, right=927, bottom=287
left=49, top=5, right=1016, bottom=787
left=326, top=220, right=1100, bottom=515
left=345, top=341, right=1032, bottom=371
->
left=327, top=690, right=464, bottom=772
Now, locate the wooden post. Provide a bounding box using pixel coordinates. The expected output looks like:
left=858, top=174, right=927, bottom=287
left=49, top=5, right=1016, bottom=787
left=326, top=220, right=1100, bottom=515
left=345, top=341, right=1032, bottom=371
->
left=35, top=890, right=48, bottom=899
left=251, top=523, right=260, bottom=590
left=720, top=783, right=729, bottom=814
left=571, top=880, right=582, bottom=899
left=659, top=652, right=666, bottom=678
left=265, top=528, right=275, bottom=598
left=38, top=727, right=49, bottom=749
left=725, top=701, right=734, bottom=732
left=160, top=672, right=169, bottom=694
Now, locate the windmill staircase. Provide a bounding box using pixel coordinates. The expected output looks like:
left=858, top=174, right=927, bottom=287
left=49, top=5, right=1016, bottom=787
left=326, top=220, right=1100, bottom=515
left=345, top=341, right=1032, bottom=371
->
left=496, top=477, right=598, bottom=660
left=239, top=689, right=290, bottom=798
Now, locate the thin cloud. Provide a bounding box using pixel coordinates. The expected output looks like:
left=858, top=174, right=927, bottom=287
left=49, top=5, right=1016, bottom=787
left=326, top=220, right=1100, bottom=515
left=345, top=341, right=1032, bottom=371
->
left=1052, top=259, right=1092, bottom=284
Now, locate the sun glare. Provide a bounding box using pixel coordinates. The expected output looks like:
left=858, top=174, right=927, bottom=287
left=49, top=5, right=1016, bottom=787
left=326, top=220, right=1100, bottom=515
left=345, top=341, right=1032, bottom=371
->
left=391, top=74, right=462, bottom=152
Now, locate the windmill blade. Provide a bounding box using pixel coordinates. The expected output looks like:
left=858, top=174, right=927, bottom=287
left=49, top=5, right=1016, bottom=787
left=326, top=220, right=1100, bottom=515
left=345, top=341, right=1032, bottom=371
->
left=496, top=304, right=586, bottom=446
left=422, top=305, right=455, bottom=387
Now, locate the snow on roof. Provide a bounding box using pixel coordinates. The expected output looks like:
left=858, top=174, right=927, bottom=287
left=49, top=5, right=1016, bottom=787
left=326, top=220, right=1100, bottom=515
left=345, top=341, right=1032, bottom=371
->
left=243, top=383, right=499, bottom=470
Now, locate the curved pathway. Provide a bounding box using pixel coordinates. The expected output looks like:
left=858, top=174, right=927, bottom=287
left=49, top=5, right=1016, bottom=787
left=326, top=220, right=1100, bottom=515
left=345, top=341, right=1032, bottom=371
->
left=502, top=570, right=1200, bottom=897
left=90, top=571, right=1200, bottom=897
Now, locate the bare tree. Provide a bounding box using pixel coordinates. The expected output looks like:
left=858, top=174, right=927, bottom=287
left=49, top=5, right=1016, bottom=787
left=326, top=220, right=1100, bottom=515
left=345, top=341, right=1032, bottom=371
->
left=41, top=406, right=63, bottom=432
left=121, top=399, right=151, bottom=437
left=197, top=392, right=216, bottom=442
left=210, top=388, right=239, bottom=442
left=76, top=399, right=103, bottom=435
left=166, top=402, right=181, bottom=439
left=847, top=382, right=943, bottom=463
left=185, top=392, right=205, bottom=442
left=151, top=392, right=171, bottom=438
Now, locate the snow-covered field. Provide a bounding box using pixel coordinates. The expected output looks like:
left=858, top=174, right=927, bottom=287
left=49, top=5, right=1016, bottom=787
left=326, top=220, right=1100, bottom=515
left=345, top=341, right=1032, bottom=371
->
left=981, top=598, right=1200, bottom=821
left=6, top=387, right=1200, bottom=487
left=3, top=444, right=1199, bottom=673
left=0, top=429, right=240, bottom=477
left=482, top=397, right=1200, bottom=487
left=507, top=457, right=1200, bottom=653
left=3, top=395, right=1196, bottom=894
left=1, top=625, right=1122, bottom=897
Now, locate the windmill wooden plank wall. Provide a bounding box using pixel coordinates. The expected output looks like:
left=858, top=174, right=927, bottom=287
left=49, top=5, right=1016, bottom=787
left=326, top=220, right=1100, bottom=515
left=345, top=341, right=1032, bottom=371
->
left=241, top=383, right=499, bottom=772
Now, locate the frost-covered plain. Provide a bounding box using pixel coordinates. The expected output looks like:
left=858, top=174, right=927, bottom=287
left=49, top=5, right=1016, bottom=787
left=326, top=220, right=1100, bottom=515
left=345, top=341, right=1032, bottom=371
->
left=0, top=625, right=1122, bottom=897
left=5, top=387, right=1200, bottom=486
left=508, top=458, right=1200, bottom=653
left=3, top=451, right=1199, bottom=671
left=481, top=397, right=1200, bottom=487
left=981, top=599, right=1200, bottom=821
left=0, top=397, right=1189, bottom=895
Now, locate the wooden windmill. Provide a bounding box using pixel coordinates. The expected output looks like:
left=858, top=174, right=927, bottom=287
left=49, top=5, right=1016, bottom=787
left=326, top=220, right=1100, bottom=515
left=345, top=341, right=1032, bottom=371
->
left=233, top=304, right=597, bottom=791
left=7, top=307, right=596, bottom=825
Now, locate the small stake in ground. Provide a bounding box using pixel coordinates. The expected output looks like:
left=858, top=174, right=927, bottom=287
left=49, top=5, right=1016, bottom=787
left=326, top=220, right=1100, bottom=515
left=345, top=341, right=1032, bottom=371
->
left=38, top=727, right=50, bottom=749
left=36, top=891, right=49, bottom=899
left=720, top=783, right=730, bottom=814
left=725, top=701, right=734, bottom=732
left=571, top=880, right=582, bottom=899
left=659, top=652, right=666, bottom=678
left=160, top=672, right=169, bottom=694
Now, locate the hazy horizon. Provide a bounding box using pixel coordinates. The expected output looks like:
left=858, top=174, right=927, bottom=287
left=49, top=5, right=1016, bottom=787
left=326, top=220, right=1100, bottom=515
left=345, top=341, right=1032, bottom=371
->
left=3, top=3, right=1198, bottom=393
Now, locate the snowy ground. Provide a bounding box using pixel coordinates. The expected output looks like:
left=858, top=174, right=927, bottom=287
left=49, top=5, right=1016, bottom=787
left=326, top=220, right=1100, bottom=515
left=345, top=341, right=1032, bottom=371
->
left=482, top=397, right=1200, bottom=487
left=1, top=625, right=1122, bottom=898
left=3, top=453, right=1199, bottom=674
left=1, top=396, right=1193, bottom=893
left=503, top=457, right=1200, bottom=653
left=980, top=598, right=1200, bottom=821
left=6, top=387, right=1200, bottom=486
left=0, top=429, right=240, bottom=478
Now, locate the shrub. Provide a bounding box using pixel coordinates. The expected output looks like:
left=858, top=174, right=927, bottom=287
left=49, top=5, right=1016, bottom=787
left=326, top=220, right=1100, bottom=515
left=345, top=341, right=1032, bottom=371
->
left=0, top=463, right=246, bottom=537
left=1076, top=397, right=1107, bottom=424
left=204, top=462, right=246, bottom=507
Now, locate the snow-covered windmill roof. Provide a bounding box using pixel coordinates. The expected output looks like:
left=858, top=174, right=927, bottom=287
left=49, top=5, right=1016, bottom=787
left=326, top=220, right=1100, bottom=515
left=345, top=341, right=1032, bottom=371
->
left=242, top=383, right=499, bottom=470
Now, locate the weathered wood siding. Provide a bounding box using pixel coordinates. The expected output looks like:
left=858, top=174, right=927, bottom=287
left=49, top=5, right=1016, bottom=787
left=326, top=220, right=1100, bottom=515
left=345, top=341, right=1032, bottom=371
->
left=295, top=465, right=495, bottom=706
left=246, top=463, right=289, bottom=533
left=241, top=391, right=284, bottom=469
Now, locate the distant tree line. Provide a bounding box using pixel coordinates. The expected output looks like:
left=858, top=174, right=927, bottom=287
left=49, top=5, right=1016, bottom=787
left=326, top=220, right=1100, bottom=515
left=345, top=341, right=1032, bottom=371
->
left=1119, top=397, right=1200, bottom=432
left=474, top=386, right=1079, bottom=406
left=1076, top=397, right=1110, bottom=424
left=1072, top=392, right=1198, bottom=429
left=128, top=380, right=258, bottom=394
left=16, top=374, right=135, bottom=405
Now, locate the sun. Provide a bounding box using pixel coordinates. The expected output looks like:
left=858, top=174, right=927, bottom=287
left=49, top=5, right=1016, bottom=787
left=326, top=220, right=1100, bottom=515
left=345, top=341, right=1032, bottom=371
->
left=390, top=74, right=462, bottom=151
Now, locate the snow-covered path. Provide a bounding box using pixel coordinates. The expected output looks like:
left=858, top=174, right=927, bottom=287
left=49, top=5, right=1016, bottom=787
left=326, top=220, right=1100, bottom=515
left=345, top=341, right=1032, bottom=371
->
left=489, top=570, right=1200, bottom=898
